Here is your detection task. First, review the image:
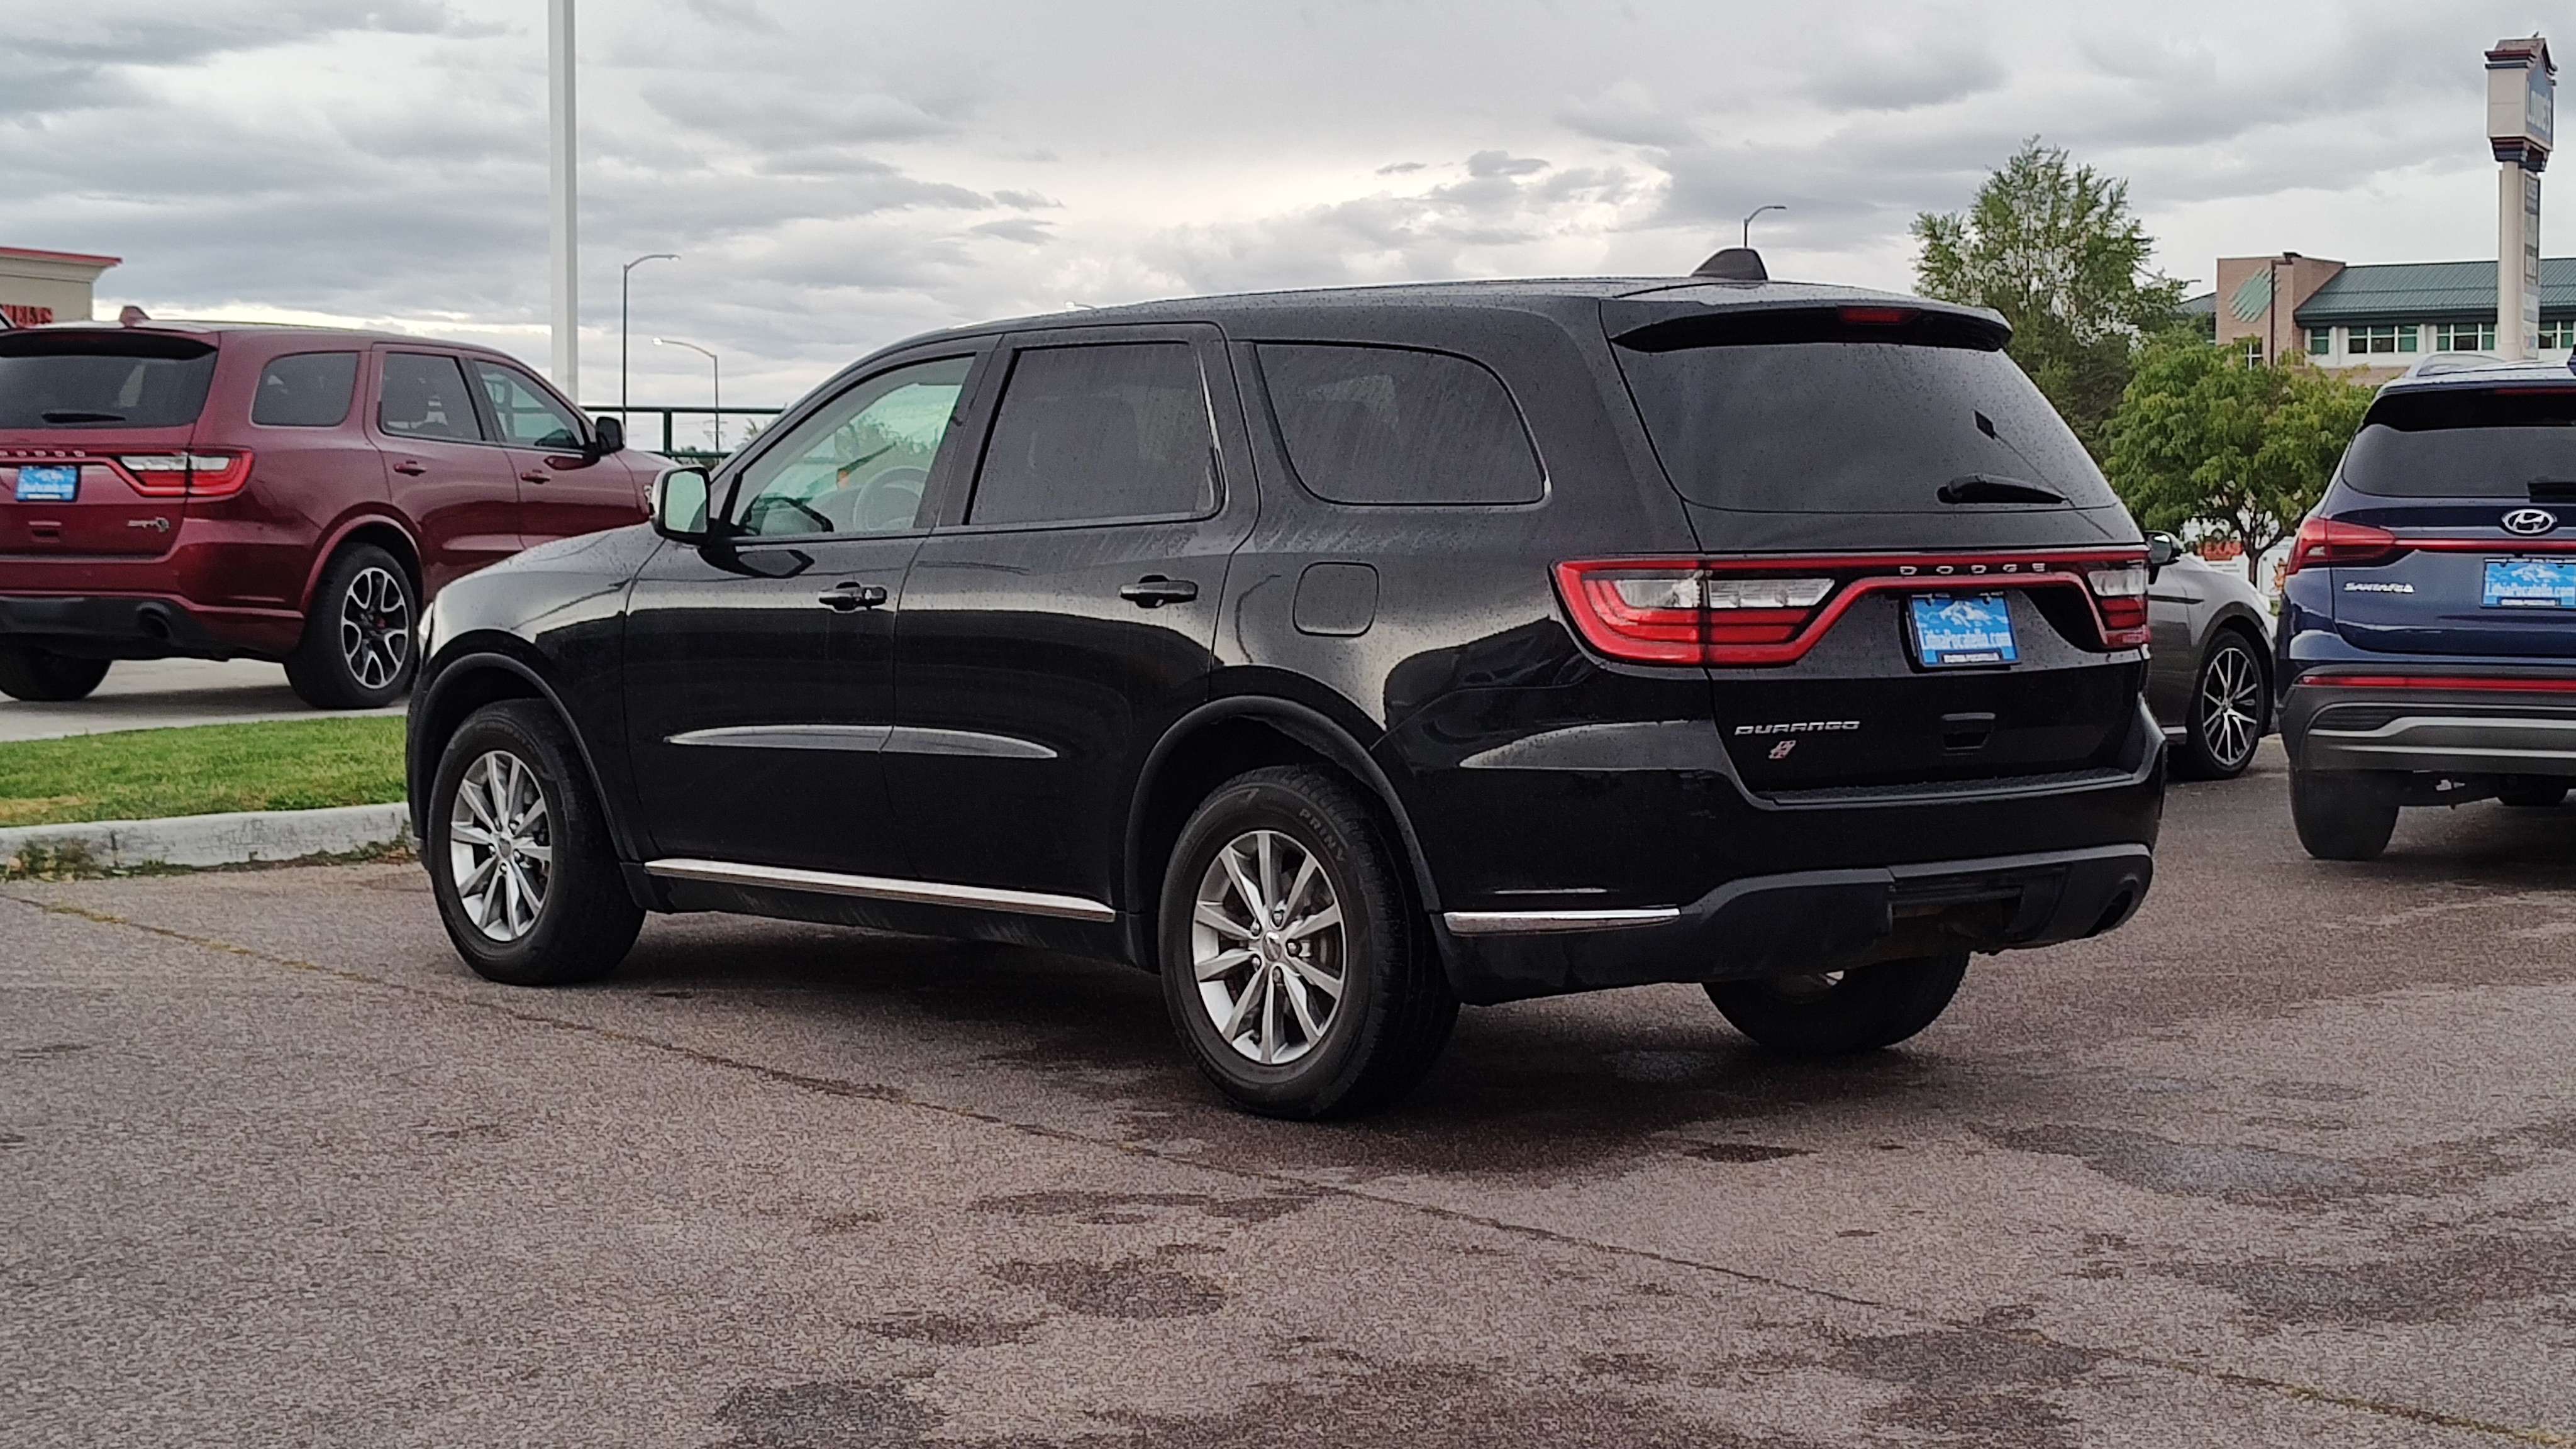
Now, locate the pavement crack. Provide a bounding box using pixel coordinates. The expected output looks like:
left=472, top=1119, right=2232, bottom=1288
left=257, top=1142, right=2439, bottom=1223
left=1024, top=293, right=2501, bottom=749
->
left=9, top=888, right=2572, bottom=1446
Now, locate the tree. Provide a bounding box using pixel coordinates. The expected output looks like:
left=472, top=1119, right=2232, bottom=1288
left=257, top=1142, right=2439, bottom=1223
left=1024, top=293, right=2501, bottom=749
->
left=2102, top=333, right=2376, bottom=584
left=1913, top=140, right=2189, bottom=453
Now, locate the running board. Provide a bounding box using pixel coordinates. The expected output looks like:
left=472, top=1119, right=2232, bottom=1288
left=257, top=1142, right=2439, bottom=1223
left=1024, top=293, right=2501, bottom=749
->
left=645, top=858, right=1116, bottom=923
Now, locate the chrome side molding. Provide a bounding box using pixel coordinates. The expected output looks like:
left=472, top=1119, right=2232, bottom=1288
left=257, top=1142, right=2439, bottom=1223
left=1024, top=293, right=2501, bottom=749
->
left=646, top=857, right=1116, bottom=923
left=1441, top=907, right=1680, bottom=936
left=667, top=724, right=892, bottom=752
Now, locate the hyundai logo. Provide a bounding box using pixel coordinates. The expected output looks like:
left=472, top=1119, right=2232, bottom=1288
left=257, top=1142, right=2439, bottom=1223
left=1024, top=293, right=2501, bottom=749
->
left=2504, top=508, right=2560, bottom=536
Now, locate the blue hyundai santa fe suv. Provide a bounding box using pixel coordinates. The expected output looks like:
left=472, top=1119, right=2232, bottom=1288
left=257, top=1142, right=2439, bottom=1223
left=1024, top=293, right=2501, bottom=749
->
left=2282, top=357, right=2576, bottom=858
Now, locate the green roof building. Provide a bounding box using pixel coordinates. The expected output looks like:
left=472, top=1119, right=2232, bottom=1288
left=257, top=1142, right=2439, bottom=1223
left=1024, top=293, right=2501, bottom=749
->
left=2184, top=252, right=2576, bottom=378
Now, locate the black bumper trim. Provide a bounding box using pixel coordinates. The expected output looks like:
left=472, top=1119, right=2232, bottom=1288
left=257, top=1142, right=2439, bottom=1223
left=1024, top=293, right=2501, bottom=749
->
left=1438, top=843, right=2154, bottom=1005
left=0, top=594, right=236, bottom=660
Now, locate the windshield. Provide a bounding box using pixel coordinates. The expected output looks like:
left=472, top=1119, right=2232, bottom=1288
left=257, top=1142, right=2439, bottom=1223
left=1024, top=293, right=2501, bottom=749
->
left=2341, top=387, right=2576, bottom=498
left=1613, top=336, right=2116, bottom=513
left=0, top=333, right=218, bottom=430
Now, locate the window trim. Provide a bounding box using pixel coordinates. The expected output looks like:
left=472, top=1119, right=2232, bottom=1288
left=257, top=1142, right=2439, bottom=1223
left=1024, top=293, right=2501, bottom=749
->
left=372, top=348, right=497, bottom=446
left=247, top=349, right=363, bottom=430
left=712, top=350, right=987, bottom=545
left=942, top=331, right=1233, bottom=536
left=1248, top=340, right=1551, bottom=510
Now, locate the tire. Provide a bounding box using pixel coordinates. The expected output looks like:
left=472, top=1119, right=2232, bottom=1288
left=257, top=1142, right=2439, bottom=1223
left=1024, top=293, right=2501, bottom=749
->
left=285, top=543, right=417, bottom=709
left=2290, top=768, right=2400, bottom=862
left=2175, top=628, right=2267, bottom=780
left=0, top=647, right=110, bottom=702
left=2499, top=778, right=2568, bottom=808
left=427, top=700, right=642, bottom=986
left=1703, top=952, right=1969, bottom=1056
left=1158, top=765, right=1457, bottom=1119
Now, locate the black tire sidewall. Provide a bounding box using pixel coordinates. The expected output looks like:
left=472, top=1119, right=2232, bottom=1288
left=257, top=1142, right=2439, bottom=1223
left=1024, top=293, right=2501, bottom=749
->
left=1158, top=770, right=1401, bottom=1116
left=290, top=544, right=416, bottom=709
left=1706, top=952, right=1969, bottom=1055
left=427, top=701, right=633, bottom=985
left=2289, top=769, right=2399, bottom=861
left=0, top=647, right=110, bottom=702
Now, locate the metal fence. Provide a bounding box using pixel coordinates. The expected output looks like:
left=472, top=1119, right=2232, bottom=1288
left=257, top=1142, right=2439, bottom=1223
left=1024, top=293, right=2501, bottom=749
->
left=587, top=405, right=784, bottom=465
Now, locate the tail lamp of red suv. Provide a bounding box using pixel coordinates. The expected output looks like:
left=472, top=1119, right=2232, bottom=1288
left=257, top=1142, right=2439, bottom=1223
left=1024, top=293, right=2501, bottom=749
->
left=108, top=451, right=255, bottom=499
left=1555, top=551, right=2152, bottom=666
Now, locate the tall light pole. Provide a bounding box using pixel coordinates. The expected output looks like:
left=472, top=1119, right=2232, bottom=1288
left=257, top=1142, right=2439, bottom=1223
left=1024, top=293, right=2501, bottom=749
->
left=2488, top=36, right=2555, bottom=360
left=656, top=338, right=720, bottom=451
left=548, top=0, right=579, bottom=397
left=621, top=253, right=677, bottom=417
left=1741, top=203, right=1786, bottom=250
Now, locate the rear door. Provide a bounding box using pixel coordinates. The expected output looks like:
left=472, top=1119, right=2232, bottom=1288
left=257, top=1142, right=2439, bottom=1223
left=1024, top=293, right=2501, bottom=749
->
left=1602, top=301, right=2150, bottom=797
left=0, top=330, right=219, bottom=558
left=2323, top=385, right=2576, bottom=658
left=887, top=325, right=1253, bottom=903
left=468, top=357, right=645, bottom=544
left=372, top=349, right=521, bottom=590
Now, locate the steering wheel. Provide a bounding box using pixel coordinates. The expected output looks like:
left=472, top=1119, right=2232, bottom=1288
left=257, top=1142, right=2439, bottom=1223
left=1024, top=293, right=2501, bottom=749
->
left=855, top=466, right=929, bottom=533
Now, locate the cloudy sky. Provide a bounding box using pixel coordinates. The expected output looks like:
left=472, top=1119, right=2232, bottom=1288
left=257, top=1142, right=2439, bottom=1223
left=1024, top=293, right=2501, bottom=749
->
left=3, top=1, right=2557, bottom=415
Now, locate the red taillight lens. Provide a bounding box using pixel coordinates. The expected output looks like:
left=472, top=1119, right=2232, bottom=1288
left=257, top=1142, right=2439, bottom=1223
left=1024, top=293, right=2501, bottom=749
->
left=2082, top=562, right=2150, bottom=645
left=114, top=452, right=252, bottom=499
left=2285, top=516, right=2401, bottom=575
left=1555, top=562, right=1836, bottom=664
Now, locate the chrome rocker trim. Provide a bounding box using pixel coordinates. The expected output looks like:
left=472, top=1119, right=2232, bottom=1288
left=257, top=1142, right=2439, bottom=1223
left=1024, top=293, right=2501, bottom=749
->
left=1442, top=907, right=1681, bottom=936
left=645, top=857, right=1116, bottom=923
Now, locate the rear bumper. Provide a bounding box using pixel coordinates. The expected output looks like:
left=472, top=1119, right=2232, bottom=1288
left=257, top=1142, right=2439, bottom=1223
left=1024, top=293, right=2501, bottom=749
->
left=0, top=592, right=301, bottom=660
left=1436, top=842, right=2153, bottom=1005
left=2285, top=670, right=2576, bottom=778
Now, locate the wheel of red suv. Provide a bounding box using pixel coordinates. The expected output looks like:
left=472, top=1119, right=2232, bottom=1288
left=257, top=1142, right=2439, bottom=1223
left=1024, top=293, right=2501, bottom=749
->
left=2499, top=779, right=2568, bottom=808
left=0, top=646, right=110, bottom=702
left=2175, top=629, right=2265, bottom=780
left=285, top=543, right=417, bottom=709
left=1704, top=952, right=1969, bottom=1056
left=2289, top=769, right=2399, bottom=862
left=427, top=700, right=642, bottom=986
left=1159, top=765, right=1457, bottom=1119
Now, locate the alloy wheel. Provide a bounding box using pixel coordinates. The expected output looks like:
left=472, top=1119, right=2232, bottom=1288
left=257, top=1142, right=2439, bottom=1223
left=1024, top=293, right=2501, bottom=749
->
left=339, top=565, right=412, bottom=691
left=448, top=750, right=552, bottom=941
left=1190, top=829, right=1347, bottom=1065
left=2196, top=640, right=2262, bottom=772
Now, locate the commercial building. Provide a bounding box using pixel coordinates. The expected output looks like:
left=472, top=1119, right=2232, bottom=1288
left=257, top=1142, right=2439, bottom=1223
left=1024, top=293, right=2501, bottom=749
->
left=2186, top=252, right=2576, bottom=380
left=0, top=247, right=121, bottom=328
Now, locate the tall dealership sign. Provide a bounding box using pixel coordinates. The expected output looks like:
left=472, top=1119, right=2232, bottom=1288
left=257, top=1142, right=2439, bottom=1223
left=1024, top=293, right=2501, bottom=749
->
left=2489, top=36, right=2554, bottom=360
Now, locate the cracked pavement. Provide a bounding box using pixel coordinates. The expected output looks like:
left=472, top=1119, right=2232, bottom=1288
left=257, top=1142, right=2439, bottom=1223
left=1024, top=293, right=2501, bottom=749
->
left=6, top=741, right=2576, bottom=1446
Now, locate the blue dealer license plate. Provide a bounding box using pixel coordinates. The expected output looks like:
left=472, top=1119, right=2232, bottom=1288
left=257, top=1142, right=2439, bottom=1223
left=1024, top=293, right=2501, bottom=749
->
left=1909, top=592, right=2019, bottom=667
left=2483, top=558, right=2576, bottom=609
left=13, top=465, right=77, bottom=503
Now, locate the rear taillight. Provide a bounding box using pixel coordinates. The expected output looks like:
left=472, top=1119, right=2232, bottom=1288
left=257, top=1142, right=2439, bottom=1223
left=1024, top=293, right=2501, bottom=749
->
left=2285, top=516, right=2401, bottom=575
left=2084, top=564, right=2151, bottom=645
left=1556, top=562, right=1837, bottom=664
left=116, top=452, right=252, bottom=499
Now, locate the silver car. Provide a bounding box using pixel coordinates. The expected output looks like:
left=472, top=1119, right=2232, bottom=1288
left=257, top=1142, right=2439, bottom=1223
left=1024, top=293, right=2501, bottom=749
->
left=2145, top=533, right=2275, bottom=779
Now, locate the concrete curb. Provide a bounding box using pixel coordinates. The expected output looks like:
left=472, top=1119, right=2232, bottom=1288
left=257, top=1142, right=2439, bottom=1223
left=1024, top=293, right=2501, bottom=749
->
left=0, top=802, right=412, bottom=871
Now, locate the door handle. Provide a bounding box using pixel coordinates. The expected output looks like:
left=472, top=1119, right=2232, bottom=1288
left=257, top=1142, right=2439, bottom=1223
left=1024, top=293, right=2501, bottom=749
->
left=392, top=460, right=427, bottom=476
left=519, top=470, right=550, bottom=484
left=817, top=582, right=889, bottom=611
left=1119, top=575, right=1199, bottom=608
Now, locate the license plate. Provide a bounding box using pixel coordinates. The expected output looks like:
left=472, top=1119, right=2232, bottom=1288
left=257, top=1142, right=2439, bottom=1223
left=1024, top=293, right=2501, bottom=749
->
left=2483, top=558, right=2576, bottom=609
left=1909, top=592, right=2019, bottom=667
left=13, top=465, right=77, bottom=503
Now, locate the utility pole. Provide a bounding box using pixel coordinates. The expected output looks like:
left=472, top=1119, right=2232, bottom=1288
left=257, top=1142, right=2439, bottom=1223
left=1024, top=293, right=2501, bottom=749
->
left=1741, top=204, right=1785, bottom=250
left=2489, top=36, right=2555, bottom=360
left=621, top=253, right=677, bottom=417
left=657, top=338, right=721, bottom=452
left=549, top=0, right=579, bottom=397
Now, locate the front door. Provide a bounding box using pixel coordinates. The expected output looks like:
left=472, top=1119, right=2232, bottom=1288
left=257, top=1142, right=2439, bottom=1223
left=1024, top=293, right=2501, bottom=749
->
left=469, top=358, right=647, bottom=544
left=622, top=353, right=982, bottom=877
left=888, top=327, right=1255, bottom=905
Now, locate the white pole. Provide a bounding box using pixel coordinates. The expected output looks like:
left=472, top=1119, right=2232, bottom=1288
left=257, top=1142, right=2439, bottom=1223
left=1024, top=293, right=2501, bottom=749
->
left=548, top=0, right=579, bottom=399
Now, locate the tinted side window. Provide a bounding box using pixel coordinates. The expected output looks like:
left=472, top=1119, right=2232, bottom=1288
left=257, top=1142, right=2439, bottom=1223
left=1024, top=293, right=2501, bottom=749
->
left=1258, top=343, right=1543, bottom=505
left=378, top=353, right=485, bottom=442
left=472, top=360, right=586, bottom=449
left=252, top=352, right=358, bottom=427
left=969, top=343, right=1215, bottom=526
left=731, top=357, right=973, bottom=538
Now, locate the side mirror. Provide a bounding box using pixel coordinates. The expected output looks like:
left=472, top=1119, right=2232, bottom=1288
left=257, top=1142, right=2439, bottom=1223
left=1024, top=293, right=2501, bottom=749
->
left=650, top=465, right=714, bottom=542
left=2146, top=533, right=2180, bottom=570
left=589, top=414, right=626, bottom=458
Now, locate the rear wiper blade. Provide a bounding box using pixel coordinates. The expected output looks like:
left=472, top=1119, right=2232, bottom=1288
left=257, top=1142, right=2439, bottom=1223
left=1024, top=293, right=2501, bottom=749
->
left=39, top=409, right=125, bottom=423
left=1939, top=474, right=2067, bottom=505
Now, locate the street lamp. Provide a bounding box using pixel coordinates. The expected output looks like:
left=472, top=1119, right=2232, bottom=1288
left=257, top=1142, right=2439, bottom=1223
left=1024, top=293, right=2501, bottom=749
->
left=621, top=253, right=677, bottom=417
left=655, top=337, right=721, bottom=452
left=1741, top=203, right=1787, bottom=250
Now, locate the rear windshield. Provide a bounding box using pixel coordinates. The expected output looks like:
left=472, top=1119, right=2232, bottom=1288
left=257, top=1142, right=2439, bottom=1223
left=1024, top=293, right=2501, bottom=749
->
left=2342, top=387, right=2576, bottom=498
left=1613, top=324, right=2114, bottom=514
left=0, top=332, right=219, bottom=430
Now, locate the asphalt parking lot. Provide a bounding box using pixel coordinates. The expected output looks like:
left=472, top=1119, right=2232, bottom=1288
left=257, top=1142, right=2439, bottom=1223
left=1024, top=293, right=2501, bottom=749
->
left=8, top=740, right=2576, bottom=1448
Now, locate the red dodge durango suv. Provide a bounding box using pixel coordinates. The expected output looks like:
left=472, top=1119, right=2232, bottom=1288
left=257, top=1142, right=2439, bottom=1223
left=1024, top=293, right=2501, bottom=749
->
left=0, top=321, right=655, bottom=707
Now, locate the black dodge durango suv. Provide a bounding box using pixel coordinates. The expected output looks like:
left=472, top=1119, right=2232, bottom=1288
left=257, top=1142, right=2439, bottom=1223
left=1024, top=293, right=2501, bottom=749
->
left=408, top=255, right=2163, bottom=1117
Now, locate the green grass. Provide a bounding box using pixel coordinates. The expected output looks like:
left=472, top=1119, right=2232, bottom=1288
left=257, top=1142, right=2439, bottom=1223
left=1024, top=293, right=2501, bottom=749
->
left=0, top=716, right=406, bottom=828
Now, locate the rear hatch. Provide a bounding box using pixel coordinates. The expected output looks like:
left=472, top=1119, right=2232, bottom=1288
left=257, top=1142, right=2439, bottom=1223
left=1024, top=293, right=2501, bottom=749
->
left=1591, top=297, right=2150, bottom=797
left=2308, top=384, right=2576, bottom=658
left=0, top=329, right=221, bottom=559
